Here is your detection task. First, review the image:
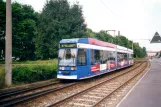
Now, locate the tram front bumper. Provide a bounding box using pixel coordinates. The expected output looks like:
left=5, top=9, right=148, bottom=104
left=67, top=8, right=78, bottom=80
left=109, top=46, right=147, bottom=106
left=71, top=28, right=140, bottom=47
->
left=57, top=75, right=77, bottom=79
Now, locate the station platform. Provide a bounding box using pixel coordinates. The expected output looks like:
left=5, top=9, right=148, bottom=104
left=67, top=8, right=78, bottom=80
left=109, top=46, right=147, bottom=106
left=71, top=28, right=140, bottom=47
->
left=117, top=58, right=161, bottom=107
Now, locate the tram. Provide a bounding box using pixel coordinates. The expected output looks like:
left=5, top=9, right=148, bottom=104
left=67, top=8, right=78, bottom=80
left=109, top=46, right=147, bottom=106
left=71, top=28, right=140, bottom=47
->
left=57, top=38, right=134, bottom=80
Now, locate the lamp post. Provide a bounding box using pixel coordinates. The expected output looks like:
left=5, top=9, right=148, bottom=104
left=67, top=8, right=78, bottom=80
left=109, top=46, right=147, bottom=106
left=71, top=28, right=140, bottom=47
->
left=106, top=30, right=120, bottom=44
left=106, top=30, right=116, bottom=37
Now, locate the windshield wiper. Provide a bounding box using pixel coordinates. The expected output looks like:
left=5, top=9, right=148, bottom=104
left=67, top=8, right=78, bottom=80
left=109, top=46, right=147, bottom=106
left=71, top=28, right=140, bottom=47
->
left=66, top=60, right=74, bottom=66
left=66, top=52, right=76, bottom=66
left=67, top=57, right=75, bottom=66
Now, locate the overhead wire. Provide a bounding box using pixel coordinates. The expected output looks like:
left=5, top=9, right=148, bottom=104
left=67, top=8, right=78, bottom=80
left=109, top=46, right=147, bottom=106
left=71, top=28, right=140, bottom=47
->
left=99, top=0, right=116, bottom=16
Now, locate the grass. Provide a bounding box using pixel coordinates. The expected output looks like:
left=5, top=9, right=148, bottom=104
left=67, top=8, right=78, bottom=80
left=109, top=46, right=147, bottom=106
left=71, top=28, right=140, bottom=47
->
left=134, top=58, right=145, bottom=61
left=0, top=59, right=58, bottom=65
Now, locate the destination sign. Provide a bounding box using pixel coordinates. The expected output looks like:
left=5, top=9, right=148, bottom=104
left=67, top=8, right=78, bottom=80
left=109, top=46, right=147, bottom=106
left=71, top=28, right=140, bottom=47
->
left=60, top=43, right=77, bottom=48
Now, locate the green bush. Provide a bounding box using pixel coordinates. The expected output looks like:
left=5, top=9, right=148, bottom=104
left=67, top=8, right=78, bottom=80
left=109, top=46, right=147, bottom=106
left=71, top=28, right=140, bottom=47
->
left=0, top=70, right=5, bottom=88
left=12, top=64, right=57, bottom=84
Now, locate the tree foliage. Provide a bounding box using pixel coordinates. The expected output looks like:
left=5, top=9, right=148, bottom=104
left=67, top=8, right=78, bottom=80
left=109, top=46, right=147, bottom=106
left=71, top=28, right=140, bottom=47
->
left=0, top=1, right=39, bottom=60
left=96, top=30, right=114, bottom=43
left=133, top=43, right=147, bottom=58
left=0, top=0, right=6, bottom=60
left=35, top=0, right=86, bottom=59
left=114, top=36, right=129, bottom=48
left=12, top=3, right=39, bottom=60
left=86, top=28, right=97, bottom=38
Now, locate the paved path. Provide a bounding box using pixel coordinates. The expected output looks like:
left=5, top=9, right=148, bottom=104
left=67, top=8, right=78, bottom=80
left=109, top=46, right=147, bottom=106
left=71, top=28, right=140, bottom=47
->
left=118, top=58, right=161, bottom=107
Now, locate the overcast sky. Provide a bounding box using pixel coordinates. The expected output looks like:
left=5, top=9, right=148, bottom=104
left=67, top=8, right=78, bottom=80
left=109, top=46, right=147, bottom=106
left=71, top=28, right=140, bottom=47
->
left=12, top=0, right=161, bottom=51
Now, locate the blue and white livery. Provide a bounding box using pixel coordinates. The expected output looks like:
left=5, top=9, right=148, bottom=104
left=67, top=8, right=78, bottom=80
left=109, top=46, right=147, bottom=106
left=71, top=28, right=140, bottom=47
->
left=57, top=38, right=134, bottom=80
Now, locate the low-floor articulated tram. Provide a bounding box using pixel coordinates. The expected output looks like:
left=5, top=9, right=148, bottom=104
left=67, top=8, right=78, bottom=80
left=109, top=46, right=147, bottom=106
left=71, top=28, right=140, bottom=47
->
left=57, top=38, right=134, bottom=80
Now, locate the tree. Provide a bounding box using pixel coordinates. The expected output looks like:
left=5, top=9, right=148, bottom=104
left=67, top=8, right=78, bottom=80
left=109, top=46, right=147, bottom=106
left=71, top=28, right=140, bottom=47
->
left=12, top=3, right=39, bottom=60
left=86, top=28, right=97, bottom=38
left=35, top=0, right=86, bottom=59
left=127, top=40, right=132, bottom=49
left=0, top=0, right=6, bottom=60
left=142, top=47, right=147, bottom=57
left=0, top=0, right=38, bottom=60
left=96, top=30, right=114, bottom=43
left=133, top=43, right=146, bottom=58
left=0, top=1, right=39, bottom=60
left=114, top=35, right=129, bottom=47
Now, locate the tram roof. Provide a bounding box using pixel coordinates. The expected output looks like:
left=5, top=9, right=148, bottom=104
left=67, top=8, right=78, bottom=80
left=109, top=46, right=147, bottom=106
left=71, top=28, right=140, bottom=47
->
left=60, top=38, right=133, bottom=52
left=60, top=38, right=115, bottom=48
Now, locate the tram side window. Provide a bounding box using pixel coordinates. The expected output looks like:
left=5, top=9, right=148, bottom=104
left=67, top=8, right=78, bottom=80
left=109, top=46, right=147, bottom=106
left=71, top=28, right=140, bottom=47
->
left=117, top=53, right=123, bottom=61
left=129, top=54, right=132, bottom=59
left=90, top=50, right=101, bottom=65
left=124, top=54, right=128, bottom=60
left=95, top=50, right=100, bottom=61
left=128, top=54, right=130, bottom=59
left=90, top=50, right=95, bottom=65
left=129, top=54, right=133, bottom=59
left=105, top=51, right=109, bottom=62
left=77, top=49, right=86, bottom=65
left=102, top=51, right=108, bottom=63
left=108, top=52, right=115, bottom=61
left=132, top=54, right=134, bottom=58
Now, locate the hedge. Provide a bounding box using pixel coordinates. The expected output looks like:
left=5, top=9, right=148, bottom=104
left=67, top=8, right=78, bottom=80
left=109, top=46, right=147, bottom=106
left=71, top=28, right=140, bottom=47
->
left=12, top=64, right=57, bottom=84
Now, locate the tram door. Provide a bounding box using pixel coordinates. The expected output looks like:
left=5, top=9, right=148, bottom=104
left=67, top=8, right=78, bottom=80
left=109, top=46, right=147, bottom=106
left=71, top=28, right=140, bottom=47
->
left=90, top=50, right=100, bottom=73
left=77, top=49, right=88, bottom=78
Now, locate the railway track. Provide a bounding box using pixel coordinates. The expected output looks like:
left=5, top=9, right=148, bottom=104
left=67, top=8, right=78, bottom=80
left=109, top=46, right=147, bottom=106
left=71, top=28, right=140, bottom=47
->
left=0, top=61, right=145, bottom=107
left=0, top=82, right=76, bottom=107
left=0, top=81, right=60, bottom=99
left=48, top=61, right=147, bottom=107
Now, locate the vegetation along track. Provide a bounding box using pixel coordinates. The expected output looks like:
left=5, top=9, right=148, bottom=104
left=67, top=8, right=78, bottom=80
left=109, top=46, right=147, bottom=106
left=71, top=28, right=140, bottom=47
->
left=48, top=61, right=148, bottom=107
left=0, top=61, right=144, bottom=107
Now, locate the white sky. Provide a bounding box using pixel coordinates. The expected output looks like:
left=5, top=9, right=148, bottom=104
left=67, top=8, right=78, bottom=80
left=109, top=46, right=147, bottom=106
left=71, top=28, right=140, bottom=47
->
left=12, top=0, right=161, bottom=51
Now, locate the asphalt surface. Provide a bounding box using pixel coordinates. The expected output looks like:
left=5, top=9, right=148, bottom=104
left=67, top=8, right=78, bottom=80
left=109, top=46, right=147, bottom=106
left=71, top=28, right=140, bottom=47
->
left=118, top=58, right=161, bottom=107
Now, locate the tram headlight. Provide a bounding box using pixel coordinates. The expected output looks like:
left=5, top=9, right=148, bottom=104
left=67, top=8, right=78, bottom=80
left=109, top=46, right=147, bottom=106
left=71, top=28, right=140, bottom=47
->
left=71, top=67, right=76, bottom=70
left=59, top=67, right=65, bottom=70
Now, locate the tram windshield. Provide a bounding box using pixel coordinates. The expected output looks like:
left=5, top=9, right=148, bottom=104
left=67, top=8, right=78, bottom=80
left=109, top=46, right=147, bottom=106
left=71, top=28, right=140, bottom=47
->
left=58, top=49, right=77, bottom=66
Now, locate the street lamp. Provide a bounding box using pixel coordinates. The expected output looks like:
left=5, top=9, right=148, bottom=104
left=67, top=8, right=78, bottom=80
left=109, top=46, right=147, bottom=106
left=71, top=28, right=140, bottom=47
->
left=106, top=30, right=120, bottom=44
